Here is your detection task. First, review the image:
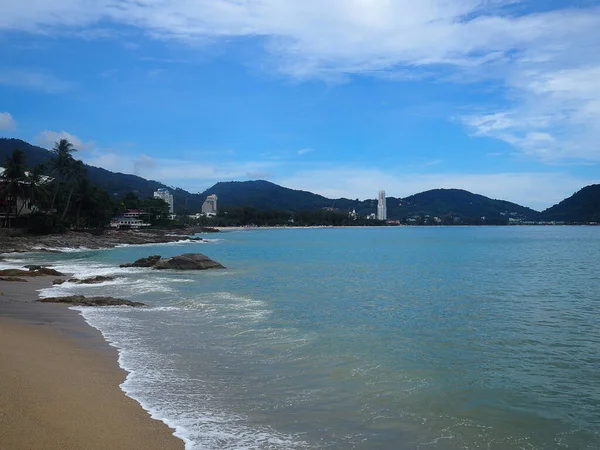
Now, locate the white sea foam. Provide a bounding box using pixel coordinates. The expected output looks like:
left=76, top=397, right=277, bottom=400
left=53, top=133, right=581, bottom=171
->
left=73, top=306, right=310, bottom=450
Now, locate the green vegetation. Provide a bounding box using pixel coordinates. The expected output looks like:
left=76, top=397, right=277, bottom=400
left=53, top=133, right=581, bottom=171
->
left=1, top=141, right=115, bottom=233
left=541, top=185, right=600, bottom=223
left=192, top=207, right=385, bottom=227
left=3, top=138, right=600, bottom=226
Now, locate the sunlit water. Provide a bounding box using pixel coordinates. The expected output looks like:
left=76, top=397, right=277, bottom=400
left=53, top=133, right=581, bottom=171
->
left=5, top=227, right=600, bottom=449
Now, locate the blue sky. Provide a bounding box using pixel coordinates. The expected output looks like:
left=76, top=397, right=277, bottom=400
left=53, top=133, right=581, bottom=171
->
left=1, top=0, right=599, bottom=210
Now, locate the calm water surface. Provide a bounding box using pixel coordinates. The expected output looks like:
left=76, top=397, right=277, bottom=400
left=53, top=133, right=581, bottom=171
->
left=6, top=226, right=600, bottom=449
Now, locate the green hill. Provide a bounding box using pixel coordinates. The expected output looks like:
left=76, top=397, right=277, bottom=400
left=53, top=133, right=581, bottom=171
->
left=541, top=185, right=600, bottom=222
left=0, top=138, right=206, bottom=213
left=390, top=189, right=540, bottom=221
left=2, top=137, right=547, bottom=222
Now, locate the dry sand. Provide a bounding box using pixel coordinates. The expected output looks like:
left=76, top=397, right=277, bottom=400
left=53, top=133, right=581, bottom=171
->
left=0, top=275, right=184, bottom=450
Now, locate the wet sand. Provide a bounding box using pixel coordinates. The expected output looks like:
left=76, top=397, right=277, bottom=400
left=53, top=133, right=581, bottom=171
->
left=0, top=276, right=184, bottom=450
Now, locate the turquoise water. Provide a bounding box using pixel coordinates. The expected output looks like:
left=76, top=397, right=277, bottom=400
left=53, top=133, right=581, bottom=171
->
left=4, top=227, right=600, bottom=449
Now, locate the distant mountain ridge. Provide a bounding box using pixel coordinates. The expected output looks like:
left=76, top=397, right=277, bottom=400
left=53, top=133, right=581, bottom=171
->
left=540, top=185, right=600, bottom=222
left=0, top=138, right=208, bottom=212
left=200, top=181, right=540, bottom=221
left=2, top=137, right=599, bottom=222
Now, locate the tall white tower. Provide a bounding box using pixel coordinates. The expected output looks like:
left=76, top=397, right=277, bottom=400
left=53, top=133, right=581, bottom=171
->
left=377, top=190, right=387, bottom=220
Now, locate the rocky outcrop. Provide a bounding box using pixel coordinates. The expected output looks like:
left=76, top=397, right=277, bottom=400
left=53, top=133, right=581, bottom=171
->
left=0, top=268, right=65, bottom=277
left=120, top=253, right=225, bottom=270
left=68, top=275, right=116, bottom=284
left=0, top=276, right=28, bottom=282
left=0, top=229, right=206, bottom=253
left=40, top=295, right=145, bottom=307
left=120, top=255, right=161, bottom=268
left=155, top=253, right=225, bottom=270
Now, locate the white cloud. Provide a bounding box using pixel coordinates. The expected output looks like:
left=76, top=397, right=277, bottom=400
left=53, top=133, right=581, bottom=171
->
left=2, top=1, right=600, bottom=161
left=36, top=130, right=94, bottom=150
left=297, top=148, right=314, bottom=156
left=0, top=112, right=17, bottom=131
left=80, top=151, right=279, bottom=191
left=0, top=69, right=72, bottom=93
left=277, top=168, right=596, bottom=211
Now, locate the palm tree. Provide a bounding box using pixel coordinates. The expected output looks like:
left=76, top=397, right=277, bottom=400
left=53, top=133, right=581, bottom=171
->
left=22, top=164, right=50, bottom=216
left=61, top=160, right=86, bottom=220
left=49, top=139, right=77, bottom=214
left=1, top=149, right=27, bottom=227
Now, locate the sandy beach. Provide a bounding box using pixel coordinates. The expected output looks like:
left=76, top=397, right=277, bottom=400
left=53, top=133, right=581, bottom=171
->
left=0, top=275, right=184, bottom=450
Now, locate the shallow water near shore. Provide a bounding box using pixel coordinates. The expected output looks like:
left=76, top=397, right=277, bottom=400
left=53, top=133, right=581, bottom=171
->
left=6, top=227, right=600, bottom=449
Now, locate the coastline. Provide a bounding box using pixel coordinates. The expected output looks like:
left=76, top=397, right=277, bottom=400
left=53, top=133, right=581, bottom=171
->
left=0, top=275, right=185, bottom=450
left=0, top=227, right=218, bottom=254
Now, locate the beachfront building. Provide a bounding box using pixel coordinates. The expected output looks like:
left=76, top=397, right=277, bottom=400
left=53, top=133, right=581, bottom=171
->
left=0, top=168, right=53, bottom=224
left=377, top=190, right=387, bottom=221
left=154, top=188, right=174, bottom=214
left=202, top=194, right=218, bottom=216
left=110, top=210, right=150, bottom=229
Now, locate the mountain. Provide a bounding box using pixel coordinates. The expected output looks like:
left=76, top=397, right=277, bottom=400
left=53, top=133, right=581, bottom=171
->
left=0, top=138, right=206, bottom=212
left=390, top=189, right=540, bottom=221
left=199, top=180, right=338, bottom=210
left=541, top=185, right=600, bottom=222
left=201, top=182, right=541, bottom=221
left=1, top=137, right=545, bottom=221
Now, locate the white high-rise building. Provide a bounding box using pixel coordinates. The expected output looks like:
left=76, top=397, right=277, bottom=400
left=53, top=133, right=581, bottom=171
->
left=154, top=188, right=174, bottom=213
left=202, top=194, right=218, bottom=216
left=377, top=190, right=387, bottom=220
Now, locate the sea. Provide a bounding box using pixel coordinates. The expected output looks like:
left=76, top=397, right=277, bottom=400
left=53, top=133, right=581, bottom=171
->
left=2, top=226, right=600, bottom=449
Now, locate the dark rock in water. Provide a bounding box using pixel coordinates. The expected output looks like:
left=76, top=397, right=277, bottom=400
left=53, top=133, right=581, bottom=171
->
left=36, top=267, right=65, bottom=276
left=154, top=253, right=225, bottom=270
left=53, top=279, right=66, bottom=285
left=40, top=295, right=145, bottom=307
left=0, top=276, right=28, bottom=282
left=68, top=275, right=116, bottom=284
left=25, top=264, right=43, bottom=270
left=119, top=253, right=225, bottom=270
left=120, top=255, right=162, bottom=268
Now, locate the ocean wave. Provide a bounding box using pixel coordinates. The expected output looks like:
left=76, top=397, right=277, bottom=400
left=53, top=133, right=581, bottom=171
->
left=73, top=306, right=310, bottom=450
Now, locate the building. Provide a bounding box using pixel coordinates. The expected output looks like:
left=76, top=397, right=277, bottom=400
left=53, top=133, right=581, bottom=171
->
left=377, top=190, right=387, bottom=220
left=202, top=194, right=218, bottom=216
left=153, top=188, right=174, bottom=213
left=0, top=168, right=53, bottom=223
left=110, top=210, right=150, bottom=229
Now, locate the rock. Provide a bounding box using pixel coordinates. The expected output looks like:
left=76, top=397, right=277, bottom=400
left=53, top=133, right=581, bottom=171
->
left=40, top=295, right=145, bottom=307
left=0, top=276, right=28, bottom=282
left=36, top=267, right=65, bottom=276
left=153, top=253, right=225, bottom=270
left=53, top=279, right=66, bottom=285
left=0, top=269, right=31, bottom=277
left=120, top=255, right=162, bottom=268
left=0, top=268, right=65, bottom=277
left=25, top=264, right=43, bottom=270
left=68, top=276, right=116, bottom=284
left=119, top=253, right=225, bottom=270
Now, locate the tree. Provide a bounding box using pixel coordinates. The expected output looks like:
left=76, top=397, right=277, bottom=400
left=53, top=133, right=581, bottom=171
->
left=49, top=139, right=77, bottom=214
left=1, top=149, right=27, bottom=227
left=61, top=159, right=86, bottom=220
left=122, top=192, right=140, bottom=210
left=21, top=163, right=49, bottom=217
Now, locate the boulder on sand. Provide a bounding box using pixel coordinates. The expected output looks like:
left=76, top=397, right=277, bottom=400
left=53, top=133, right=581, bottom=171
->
left=40, top=295, right=145, bottom=307
left=0, top=268, right=65, bottom=277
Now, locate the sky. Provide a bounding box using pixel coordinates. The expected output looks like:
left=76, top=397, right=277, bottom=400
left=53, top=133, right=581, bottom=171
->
left=1, top=0, right=599, bottom=210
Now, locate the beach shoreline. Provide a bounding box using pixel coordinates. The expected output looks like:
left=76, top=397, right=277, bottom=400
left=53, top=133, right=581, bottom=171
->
left=0, top=275, right=185, bottom=450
